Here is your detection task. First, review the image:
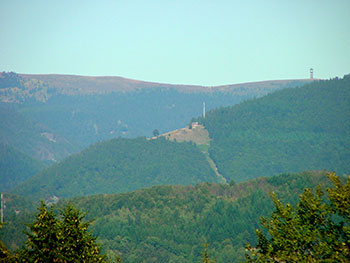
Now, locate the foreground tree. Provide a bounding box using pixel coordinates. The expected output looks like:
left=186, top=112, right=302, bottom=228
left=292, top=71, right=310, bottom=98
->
left=60, top=204, right=105, bottom=262
left=246, top=172, right=350, bottom=262
left=19, top=201, right=106, bottom=263
left=200, top=244, right=215, bottom=263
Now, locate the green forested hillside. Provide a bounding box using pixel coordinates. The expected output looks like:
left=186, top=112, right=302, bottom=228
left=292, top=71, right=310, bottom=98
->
left=199, top=75, right=350, bottom=182
left=13, top=137, right=218, bottom=200
left=0, top=143, right=45, bottom=191
left=0, top=104, right=78, bottom=162
left=0, top=193, right=37, bottom=251
left=1, top=171, right=336, bottom=262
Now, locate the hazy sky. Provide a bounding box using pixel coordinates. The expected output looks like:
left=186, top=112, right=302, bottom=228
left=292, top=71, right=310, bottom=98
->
left=1, top=0, right=349, bottom=86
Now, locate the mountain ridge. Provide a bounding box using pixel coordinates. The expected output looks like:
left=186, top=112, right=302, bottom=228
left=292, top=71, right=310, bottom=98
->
left=19, top=73, right=314, bottom=94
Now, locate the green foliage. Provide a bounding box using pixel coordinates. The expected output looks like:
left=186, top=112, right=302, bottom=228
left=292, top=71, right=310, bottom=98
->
left=3, top=171, right=341, bottom=262
left=152, top=129, right=159, bottom=137
left=0, top=143, right=45, bottom=191
left=13, top=137, right=218, bottom=200
left=200, top=244, right=215, bottom=263
left=199, top=75, right=350, bottom=182
left=0, top=223, right=16, bottom=263
left=58, top=171, right=333, bottom=262
left=18, top=201, right=106, bottom=263
left=0, top=194, right=37, bottom=251
left=246, top=172, right=350, bottom=262
left=19, top=202, right=61, bottom=262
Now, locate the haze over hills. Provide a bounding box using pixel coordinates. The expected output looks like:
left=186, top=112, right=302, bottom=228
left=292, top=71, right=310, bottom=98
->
left=10, top=74, right=350, bottom=202
left=0, top=104, right=77, bottom=162
left=1, top=72, right=314, bottom=193
left=1, top=73, right=349, bottom=262
left=1, top=72, right=311, bottom=156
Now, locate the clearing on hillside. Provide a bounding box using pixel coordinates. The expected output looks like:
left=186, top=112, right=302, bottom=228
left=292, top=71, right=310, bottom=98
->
left=160, top=124, right=210, bottom=147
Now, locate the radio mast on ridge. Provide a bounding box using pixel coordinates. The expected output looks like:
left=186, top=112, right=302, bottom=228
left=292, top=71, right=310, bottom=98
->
left=203, top=102, right=206, bottom=118
left=1, top=193, right=4, bottom=224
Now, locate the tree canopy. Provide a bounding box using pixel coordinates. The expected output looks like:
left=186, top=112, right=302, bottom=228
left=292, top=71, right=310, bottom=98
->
left=13, top=137, right=218, bottom=200
left=246, top=172, right=350, bottom=262
left=18, top=202, right=106, bottom=263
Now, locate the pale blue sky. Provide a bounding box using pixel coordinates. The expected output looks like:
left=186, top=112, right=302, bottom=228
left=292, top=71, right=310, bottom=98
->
left=1, top=0, right=349, bottom=86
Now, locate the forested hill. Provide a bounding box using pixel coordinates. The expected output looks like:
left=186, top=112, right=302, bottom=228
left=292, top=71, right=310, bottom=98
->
left=1, top=171, right=337, bottom=262
left=199, top=75, right=350, bottom=182
left=0, top=143, right=45, bottom=191
left=13, top=137, right=218, bottom=200
left=0, top=105, right=78, bottom=162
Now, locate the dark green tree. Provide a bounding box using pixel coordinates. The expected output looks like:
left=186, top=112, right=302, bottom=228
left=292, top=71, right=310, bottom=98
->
left=19, top=201, right=61, bottom=262
left=18, top=201, right=106, bottom=263
left=59, top=203, right=106, bottom=262
left=246, top=172, right=350, bottom=262
left=152, top=129, right=159, bottom=137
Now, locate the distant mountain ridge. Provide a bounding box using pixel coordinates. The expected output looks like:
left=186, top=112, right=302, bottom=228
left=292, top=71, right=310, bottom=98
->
left=19, top=73, right=313, bottom=95
left=1, top=72, right=312, bottom=150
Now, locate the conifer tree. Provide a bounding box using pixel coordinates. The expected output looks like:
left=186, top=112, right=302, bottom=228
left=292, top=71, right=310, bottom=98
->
left=59, top=203, right=105, bottom=262
left=200, top=244, right=215, bottom=263
left=18, top=201, right=106, bottom=263
left=19, top=201, right=61, bottom=262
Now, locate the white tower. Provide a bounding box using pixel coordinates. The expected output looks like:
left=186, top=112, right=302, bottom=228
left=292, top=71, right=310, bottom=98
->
left=203, top=102, right=206, bottom=118
left=310, top=68, right=314, bottom=79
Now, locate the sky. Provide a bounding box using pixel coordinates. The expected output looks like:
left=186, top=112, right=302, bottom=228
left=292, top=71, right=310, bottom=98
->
left=1, top=0, right=349, bottom=86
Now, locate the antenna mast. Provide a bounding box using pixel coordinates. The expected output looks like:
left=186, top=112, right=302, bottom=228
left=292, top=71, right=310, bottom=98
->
left=203, top=102, right=206, bottom=118
left=1, top=193, right=3, bottom=224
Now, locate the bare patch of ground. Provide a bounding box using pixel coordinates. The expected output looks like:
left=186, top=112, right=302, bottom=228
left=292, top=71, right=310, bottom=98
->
left=160, top=125, right=210, bottom=146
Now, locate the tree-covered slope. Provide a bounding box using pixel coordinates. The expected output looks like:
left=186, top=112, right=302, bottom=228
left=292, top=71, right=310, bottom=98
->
left=2, top=171, right=337, bottom=262
left=13, top=137, right=218, bottom=200
left=0, top=104, right=78, bottom=162
left=0, top=143, right=45, bottom=192
left=55, top=171, right=339, bottom=262
left=199, top=75, right=350, bottom=182
left=0, top=193, right=37, bottom=251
